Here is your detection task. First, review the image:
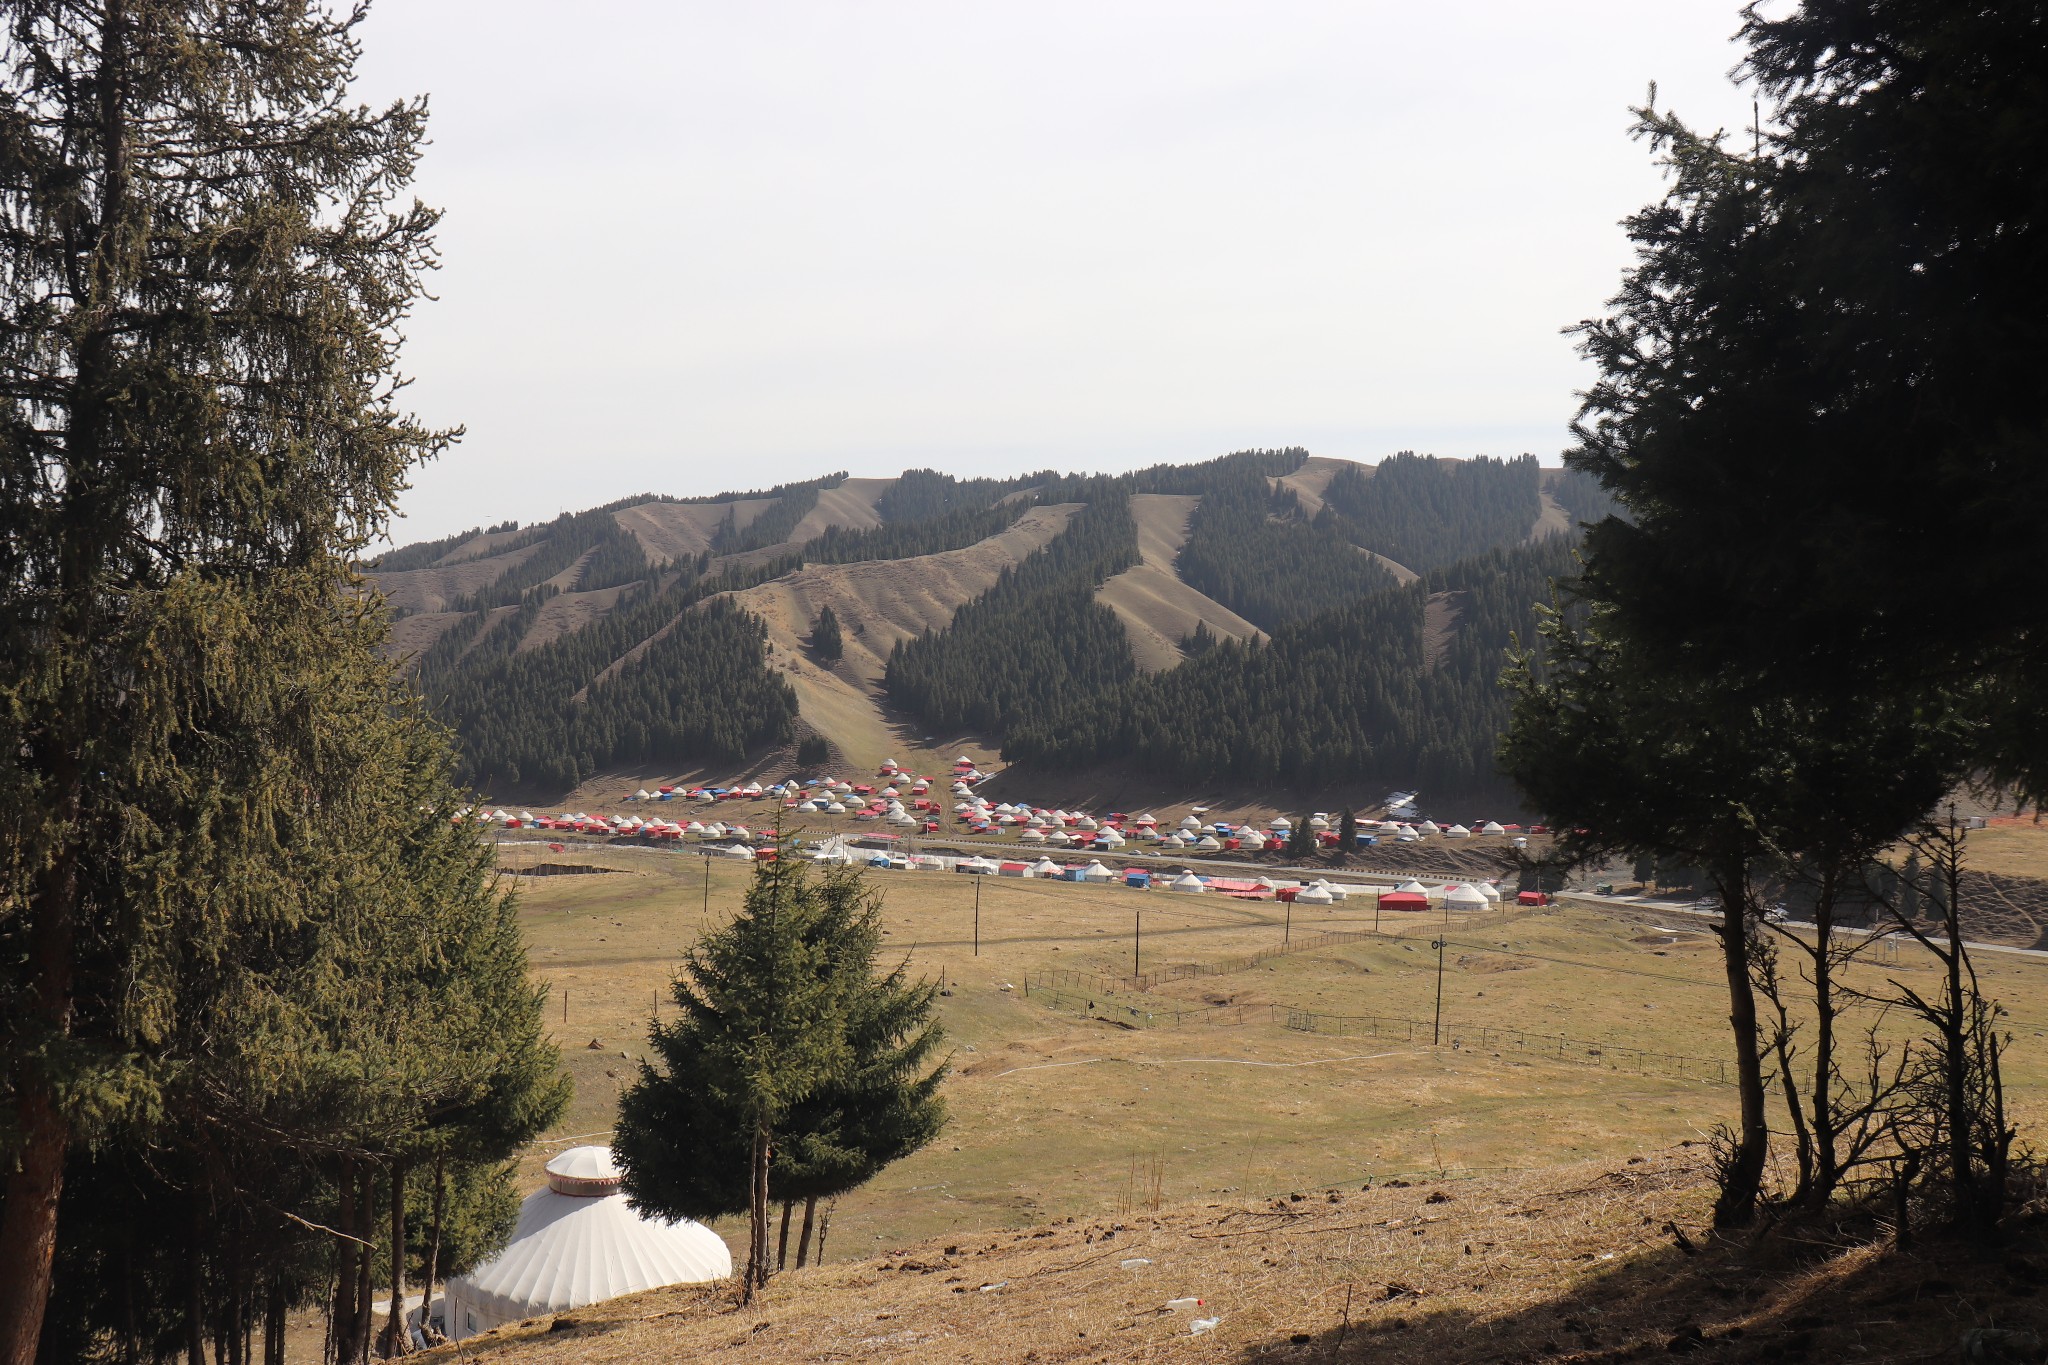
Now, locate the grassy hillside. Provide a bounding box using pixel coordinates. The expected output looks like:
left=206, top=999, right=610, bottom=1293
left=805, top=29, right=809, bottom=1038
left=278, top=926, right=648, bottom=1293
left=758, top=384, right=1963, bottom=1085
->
left=404, top=835, right=2048, bottom=1364
left=372, top=450, right=1582, bottom=804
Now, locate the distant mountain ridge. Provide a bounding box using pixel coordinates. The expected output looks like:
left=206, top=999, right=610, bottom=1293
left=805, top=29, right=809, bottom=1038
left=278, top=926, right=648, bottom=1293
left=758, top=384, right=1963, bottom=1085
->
left=368, top=451, right=1612, bottom=801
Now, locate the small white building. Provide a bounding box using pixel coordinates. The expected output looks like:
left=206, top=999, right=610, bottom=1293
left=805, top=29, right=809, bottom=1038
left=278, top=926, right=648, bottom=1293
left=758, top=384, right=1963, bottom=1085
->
left=442, top=1147, right=729, bottom=1341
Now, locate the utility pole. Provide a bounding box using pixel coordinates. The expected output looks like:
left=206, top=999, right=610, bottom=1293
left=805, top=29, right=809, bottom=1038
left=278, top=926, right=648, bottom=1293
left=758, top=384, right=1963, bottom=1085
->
left=1284, top=897, right=1292, bottom=946
left=702, top=851, right=711, bottom=920
left=1134, top=909, right=1142, bottom=979
left=973, top=874, right=982, bottom=957
left=1432, top=896, right=1449, bottom=1046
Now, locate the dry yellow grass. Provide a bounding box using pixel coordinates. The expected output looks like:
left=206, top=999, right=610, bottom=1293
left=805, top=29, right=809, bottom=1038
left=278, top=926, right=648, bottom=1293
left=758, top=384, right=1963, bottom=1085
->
left=1267, top=455, right=1357, bottom=520
left=717, top=504, right=1080, bottom=770
left=786, top=476, right=895, bottom=543
left=1096, top=494, right=1264, bottom=672
left=612, top=499, right=778, bottom=565
left=419, top=1142, right=2048, bottom=1365
left=359, top=834, right=2048, bottom=1364
left=368, top=542, right=542, bottom=615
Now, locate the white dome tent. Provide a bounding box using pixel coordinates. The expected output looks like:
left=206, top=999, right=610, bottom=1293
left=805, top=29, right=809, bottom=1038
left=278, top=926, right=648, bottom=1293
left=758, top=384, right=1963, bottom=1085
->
left=1476, top=881, right=1503, bottom=902
left=1480, top=821, right=1507, bottom=836
left=1169, top=871, right=1207, bottom=894
left=442, top=1147, right=729, bottom=1340
left=1445, top=885, right=1489, bottom=911
left=1295, top=884, right=1335, bottom=906
left=1398, top=880, right=1430, bottom=896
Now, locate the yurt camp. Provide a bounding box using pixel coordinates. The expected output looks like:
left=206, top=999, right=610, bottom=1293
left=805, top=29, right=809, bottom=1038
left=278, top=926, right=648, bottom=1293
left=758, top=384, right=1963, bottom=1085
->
left=441, top=1147, right=729, bottom=1340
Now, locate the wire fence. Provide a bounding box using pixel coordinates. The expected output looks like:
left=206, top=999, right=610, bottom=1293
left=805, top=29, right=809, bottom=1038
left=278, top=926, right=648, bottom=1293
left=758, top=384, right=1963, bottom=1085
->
left=1028, top=915, right=1517, bottom=996
left=1022, top=972, right=1734, bottom=1085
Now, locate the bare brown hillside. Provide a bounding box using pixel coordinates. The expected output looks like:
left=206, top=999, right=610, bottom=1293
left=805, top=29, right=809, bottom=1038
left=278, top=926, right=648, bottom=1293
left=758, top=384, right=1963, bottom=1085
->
left=613, top=499, right=777, bottom=565
left=1096, top=494, right=1265, bottom=672
left=372, top=542, right=542, bottom=615
left=720, top=504, right=1081, bottom=770
left=1268, top=453, right=1357, bottom=518
left=415, top=1146, right=2024, bottom=1365
left=787, top=476, right=895, bottom=543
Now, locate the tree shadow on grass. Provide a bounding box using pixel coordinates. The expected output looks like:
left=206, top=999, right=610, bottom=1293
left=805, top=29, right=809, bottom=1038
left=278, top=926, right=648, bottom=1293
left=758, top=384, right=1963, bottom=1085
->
left=1231, top=1205, right=2048, bottom=1364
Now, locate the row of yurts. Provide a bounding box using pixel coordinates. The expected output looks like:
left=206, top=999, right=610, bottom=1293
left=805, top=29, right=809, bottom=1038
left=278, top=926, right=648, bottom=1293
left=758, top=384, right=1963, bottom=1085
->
left=462, top=753, right=1537, bottom=851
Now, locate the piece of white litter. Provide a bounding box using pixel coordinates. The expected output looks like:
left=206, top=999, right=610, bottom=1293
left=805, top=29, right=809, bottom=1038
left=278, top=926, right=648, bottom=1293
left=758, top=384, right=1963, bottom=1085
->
left=978, top=1281, right=1008, bottom=1292
left=1165, top=1297, right=1204, bottom=1312
left=1120, top=1258, right=1152, bottom=1269
left=1191, top=1317, right=1221, bottom=1334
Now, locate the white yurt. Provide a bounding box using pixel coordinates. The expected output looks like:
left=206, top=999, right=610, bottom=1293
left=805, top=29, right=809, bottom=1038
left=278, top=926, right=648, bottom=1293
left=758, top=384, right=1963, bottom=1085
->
left=1418, top=820, right=1441, bottom=835
left=960, top=855, right=999, bottom=874
left=1029, top=858, right=1062, bottom=878
left=1239, top=830, right=1268, bottom=850
left=1178, top=815, right=1202, bottom=831
left=1480, top=821, right=1507, bottom=836
left=720, top=843, right=755, bottom=860
left=1398, top=880, right=1430, bottom=896
left=1097, top=828, right=1126, bottom=849
left=1048, top=830, right=1072, bottom=846
left=1195, top=834, right=1223, bottom=850
left=1445, top=884, right=1489, bottom=911
left=684, top=821, right=707, bottom=835
left=1077, top=816, right=1100, bottom=831
left=825, top=801, right=847, bottom=815
left=1444, top=824, right=1472, bottom=839
left=1080, top=860, right=1116, bottom=883
left=1169, top=871, right=1207, bottom=894
left=1308, top=815, right=1330, bottom=831
left=633, top=790, right=652, bottom=802
left=1296, top=884, right=1335, bottom=906
left=1019, top=828, right=1046, bottom=844
left=1270, top=815, right=1292, bottom=830
left=442, top=1147, right=729, bottom=1341
left=1476, top=881, right=1503, bottom=902
left=1313, top=879, right=1350, bottom=902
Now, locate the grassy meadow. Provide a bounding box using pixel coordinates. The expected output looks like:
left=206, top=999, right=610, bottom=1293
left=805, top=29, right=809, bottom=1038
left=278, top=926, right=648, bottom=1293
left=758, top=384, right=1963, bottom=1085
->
left=499, top=827, right=2048, bottom=1265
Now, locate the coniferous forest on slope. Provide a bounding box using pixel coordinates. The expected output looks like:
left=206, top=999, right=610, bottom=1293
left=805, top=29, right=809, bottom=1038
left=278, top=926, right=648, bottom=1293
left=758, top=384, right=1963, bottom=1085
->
left=382, top=449, right=1589, bottom=798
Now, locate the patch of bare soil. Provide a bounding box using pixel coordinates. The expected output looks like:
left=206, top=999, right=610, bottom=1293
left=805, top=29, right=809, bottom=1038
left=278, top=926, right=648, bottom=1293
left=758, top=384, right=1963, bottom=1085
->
left=1095, top=494, right=1265, bottom=672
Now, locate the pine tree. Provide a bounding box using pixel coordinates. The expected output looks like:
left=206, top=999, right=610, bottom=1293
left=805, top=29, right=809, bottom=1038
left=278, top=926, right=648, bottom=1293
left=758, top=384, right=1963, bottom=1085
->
left=1338, top=809, right=1358, bottom=853
left=0, top=7, right=452, bottom=1356
left=616, top=864, right=946, bottom=1292
left=812, top=604, right=845, bottom=663
left=616, top=858, right=851, bottom=1300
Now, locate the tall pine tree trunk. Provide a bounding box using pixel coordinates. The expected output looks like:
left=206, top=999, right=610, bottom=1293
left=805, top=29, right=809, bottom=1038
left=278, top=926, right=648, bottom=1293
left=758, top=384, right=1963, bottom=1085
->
left=264, top=1279, right=286, bottom=1365
left=777, top=1201, right=793, bottom=1271
left=0, top=807, right=81, bottom=1365
left=796, top=1197, right=817, bottom=1268
left=0, top=3, right=130, bottom=1354
left=420, top=1155, right=445, bottom=1341
left=332, top=1163, right=360, bottom=1363
left=380, top=1158, right=408, bottom=1357
left=744, top=1124, right=772, bottom=1299
left=355, top=1166, right=375, bottom=1365
left=1711, top=862, right=1770, bottom=1227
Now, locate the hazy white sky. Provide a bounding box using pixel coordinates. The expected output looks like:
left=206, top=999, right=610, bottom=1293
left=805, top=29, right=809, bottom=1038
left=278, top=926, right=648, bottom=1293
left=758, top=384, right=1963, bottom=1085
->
left=355, top=2, right=1761, bottom=546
